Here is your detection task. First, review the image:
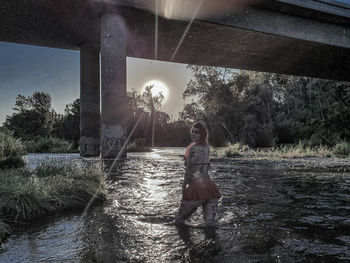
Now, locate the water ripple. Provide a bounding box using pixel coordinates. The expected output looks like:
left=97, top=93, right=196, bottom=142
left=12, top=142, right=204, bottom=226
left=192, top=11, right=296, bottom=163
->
left=1, top=149, right=350, bottom=262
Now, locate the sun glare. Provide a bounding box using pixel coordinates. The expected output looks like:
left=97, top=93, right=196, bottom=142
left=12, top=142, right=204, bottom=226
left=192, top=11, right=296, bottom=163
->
left=142, top=80, right=169, bottom=101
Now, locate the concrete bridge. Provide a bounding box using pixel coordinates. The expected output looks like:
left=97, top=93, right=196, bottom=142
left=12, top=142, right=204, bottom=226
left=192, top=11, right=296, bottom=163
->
left=1, top=0, right=350, bottom=158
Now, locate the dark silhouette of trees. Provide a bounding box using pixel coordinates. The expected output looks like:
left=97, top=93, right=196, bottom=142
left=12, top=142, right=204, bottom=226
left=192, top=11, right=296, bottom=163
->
left=4, top=92, right=54, bottom=139
left=180, top=66, right=350, bottom=147
left=4, top=68, right=348, bottom=149
left=127, top=87, right=190, bottom=147
left=4, top=92, right=80, bottom=149
left=62, top=98, right=80, bottom=148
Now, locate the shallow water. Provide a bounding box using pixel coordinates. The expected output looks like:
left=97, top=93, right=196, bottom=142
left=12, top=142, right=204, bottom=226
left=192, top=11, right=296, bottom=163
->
left=1, top=148, right=350, bottom=262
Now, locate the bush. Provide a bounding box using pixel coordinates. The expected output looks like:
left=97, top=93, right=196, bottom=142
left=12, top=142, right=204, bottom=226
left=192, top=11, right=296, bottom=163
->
left=308, top=134, right=323, bottom=147
left=275, top=141, right=332, bottom=158
left=0, top=156, right=25, bottom=169
left=26, top=137, right=74, bottom=153
left=254, top=128, right=275, bottom=147
left=134, top=138, right=146, bottom=147
left=222, top=143, right=249, bottom=158
left=0, top=160, right=106, bottom=243
left=333, top=141, right=350, bottom=157
left=0, top=219, right=11, bottom=244
left=224, top=148, right=242, bottom=158
left=0, top=130, right=25, bottom=169
left=127, top=139, right=152, bottom=152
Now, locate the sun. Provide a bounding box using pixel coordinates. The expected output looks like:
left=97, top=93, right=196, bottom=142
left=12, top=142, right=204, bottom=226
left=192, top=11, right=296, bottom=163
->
left=142, top=80, right=169, bottom=101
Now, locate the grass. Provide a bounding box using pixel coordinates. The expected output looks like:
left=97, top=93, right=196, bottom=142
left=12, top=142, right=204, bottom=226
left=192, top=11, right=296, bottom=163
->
left=0, top=160, right=106, bottom=243
left=0, top=156, right=25, bottom=169
left=333, top=141, right=350, bottom=157
left=218, top=140, right=350, bottom=159
left=127, top=140, right=152, bottom=152
left=0, top=219, right=10, bottom=245
left=0, top=130, right=26, bottom=169
left=216, top=143, right=251, bottom=158
left=25, top=137, right=77, bottom=153
left=223, top=144, right=243, bottom=157
left=272, top=142, right=333, bottom=158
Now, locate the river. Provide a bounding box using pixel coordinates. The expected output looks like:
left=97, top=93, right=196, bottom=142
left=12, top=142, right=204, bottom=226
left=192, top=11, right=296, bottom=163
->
left=1, top=148, right=350, bottom=262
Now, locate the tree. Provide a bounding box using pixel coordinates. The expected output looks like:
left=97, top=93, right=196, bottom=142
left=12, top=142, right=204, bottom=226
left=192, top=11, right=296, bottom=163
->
left=5, top=92, right=54, bottom=139
left=180, top=65, right=350, bottom=147
left=62, top=98, right=80, bottom=148
left=181, top=65, right=239, bottom=146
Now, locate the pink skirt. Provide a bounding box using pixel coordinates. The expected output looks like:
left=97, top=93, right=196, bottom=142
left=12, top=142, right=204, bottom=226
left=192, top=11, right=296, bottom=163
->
left=182, top=177, right=221, bottom=201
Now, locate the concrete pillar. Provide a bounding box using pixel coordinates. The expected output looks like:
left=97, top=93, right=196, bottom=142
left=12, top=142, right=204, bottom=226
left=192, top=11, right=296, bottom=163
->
left=80, top=42, right=101, bottom=156
left=100, top=14, right=127, bottom=159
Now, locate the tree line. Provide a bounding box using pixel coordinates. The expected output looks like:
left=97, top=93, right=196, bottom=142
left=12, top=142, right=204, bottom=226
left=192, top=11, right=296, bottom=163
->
left=3, top=92, right=80, bottom=148
left=2, top=66, right=350, bottom=148
left=179, top=66, right=350, bottom=147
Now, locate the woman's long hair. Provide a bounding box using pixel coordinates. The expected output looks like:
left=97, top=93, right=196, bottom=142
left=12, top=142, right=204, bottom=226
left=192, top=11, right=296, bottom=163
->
left=184, top=121, right=208, bottom=159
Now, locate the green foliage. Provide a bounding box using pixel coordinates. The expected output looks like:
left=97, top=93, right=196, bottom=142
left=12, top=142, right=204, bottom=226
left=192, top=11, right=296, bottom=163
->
left=127, top=89, right=190, bottom=147
left=4, top=92, right=81, bottom=150
left=223, top=144, right=244, bottom=158
left=0, top=160, right=106, bottom=242
left=128, top=138, right=152, bottom=152
left=4, top=92, right=54, bottom=139
left=0, top=131, right=25, bottom=159
left=26, top=137, right=74, bottom=153
left=0, top=130, right=25, bottom=169
left=62, top=98, right=80, bottom=148
left=127, top=141, right=152, bottom=152
left=0, top=219, right=11, bottom=244
left=181, top=66, right=350, bottom=148
left=254, top=141, right=332, bottom=158
left=333, top=141, right=350, bottom=157
left=0, top=157, right=25, bottom=170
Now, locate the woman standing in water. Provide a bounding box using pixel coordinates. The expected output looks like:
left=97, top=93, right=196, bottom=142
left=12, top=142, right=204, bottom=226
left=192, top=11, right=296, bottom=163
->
left=175, top=121, right=221, bottom=226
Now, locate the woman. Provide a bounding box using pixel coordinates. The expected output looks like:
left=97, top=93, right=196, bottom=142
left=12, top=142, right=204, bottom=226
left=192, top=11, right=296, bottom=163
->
left=175, top=121, right=221, bottom=226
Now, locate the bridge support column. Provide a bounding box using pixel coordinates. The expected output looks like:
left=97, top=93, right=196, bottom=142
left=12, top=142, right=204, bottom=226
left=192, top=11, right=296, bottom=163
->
left=100, top=14, right=127, bottom=159
left=80, top=42, right=101, bottom=156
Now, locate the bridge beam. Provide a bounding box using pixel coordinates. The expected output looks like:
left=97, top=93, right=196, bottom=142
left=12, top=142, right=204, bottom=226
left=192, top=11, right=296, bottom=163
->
left=100, top=13, right=127, bottom=159
left=80, top=42, right=101, bottom=157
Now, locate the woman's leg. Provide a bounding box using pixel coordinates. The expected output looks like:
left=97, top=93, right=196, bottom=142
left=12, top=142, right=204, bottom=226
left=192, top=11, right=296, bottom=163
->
left=202, top=198, right=218, bottom=226
left=175, top=200, right=206, bottom=225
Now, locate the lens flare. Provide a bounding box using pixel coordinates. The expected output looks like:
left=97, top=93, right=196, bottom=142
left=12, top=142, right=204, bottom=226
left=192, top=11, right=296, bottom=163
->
left=137, top=0, right=261, bottom=20
left=142, top=80, right=169, bottom=101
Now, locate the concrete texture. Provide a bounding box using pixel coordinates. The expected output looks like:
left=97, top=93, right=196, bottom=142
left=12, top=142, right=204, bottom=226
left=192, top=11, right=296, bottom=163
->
left=100, top=14, right=127, bottom=159
left=1, top=0, right=349, bottom=81
left=80, top=42, right=100, bottom=157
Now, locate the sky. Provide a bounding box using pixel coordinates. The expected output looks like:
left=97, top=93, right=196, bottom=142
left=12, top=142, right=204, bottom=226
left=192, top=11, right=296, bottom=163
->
left=0, top=42, right=194, bottom=125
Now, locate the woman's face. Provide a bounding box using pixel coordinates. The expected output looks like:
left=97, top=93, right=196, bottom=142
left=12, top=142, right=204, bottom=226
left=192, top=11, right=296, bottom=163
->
left=190, top=127, right=201, bottom=142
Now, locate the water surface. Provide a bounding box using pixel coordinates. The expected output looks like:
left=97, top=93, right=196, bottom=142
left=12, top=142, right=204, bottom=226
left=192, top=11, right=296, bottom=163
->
left=1, top=148, right=350, bottom=262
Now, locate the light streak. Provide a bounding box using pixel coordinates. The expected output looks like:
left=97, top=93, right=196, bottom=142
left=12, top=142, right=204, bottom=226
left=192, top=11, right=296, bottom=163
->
left=170, top=0, right=204, bottom=62
left=155, top=0, right=159, bottom=60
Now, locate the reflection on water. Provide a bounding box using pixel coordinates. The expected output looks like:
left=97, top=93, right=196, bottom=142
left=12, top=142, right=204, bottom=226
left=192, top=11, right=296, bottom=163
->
left=1, top=148, right=350, bottom=262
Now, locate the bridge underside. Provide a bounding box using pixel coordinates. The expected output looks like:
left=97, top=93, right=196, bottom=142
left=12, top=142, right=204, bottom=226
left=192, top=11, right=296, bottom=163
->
left=1, top=0, right=350, bottom=81
left=1, top=0, right=350, bottom=157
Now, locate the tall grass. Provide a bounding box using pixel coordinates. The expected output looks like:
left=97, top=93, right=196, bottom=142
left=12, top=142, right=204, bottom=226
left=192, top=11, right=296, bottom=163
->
left=127, top=138, right=151, bottom=152
left=270, top=140, right=331, bottom=158
left=222, top=143, right=251, bottom=157
left=0, top=160, right=106, bottom=243
left=0, top=219, right=10, bottom=245
left=0, top=130, right=25, bottom=169
left=333, top=141, right=350, bottom=157
left=218, top=140, right=350, bottom=158
left=26, top=137, right=76, bottom=153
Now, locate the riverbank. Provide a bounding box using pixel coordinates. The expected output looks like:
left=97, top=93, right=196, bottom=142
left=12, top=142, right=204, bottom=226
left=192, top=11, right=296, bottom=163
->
left=0, top=160, right=106, bottom=245
left=211, top=153, right=350, bottom=173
